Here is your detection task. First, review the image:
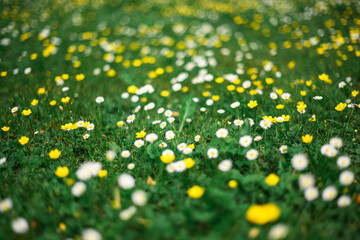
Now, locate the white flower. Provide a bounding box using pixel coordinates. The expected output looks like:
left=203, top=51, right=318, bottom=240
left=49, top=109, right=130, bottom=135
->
left=277, top=117, right=285, bottom=123
left=216, top=128, right=228, bottom=138
left=322, top=186, right=338, bottom=201
left=259, top=119, right=272, bottom=129
left=324, top=146, right=338, bottom=158
left=167, top=117, right=175, bottom=123
left=166, top=162, right=176, bottom=173
left=144, top=102, right=155, bottom=111
left=183, top=147, right=193, bottom=155
left=313, top=96, right=323, bottom=100
left=233, top=119, right=244, bottom=126
left=145, top=133, right=158, bottom=143
left=298, top=173, right=315, bottom=190
left=207, top=148, right=218, bottom=159
left=77, top=120, right=85, bottom=127
left=121, top=92, right=129, bottom=99
left=160, top=121, right=167, bottom=129
left=119, top=206, right=137, bottom=221
left=134, top=105, right=141, bottom=113
left=157, top=108, right=165, bottom=114
left=304, top=187, right=319, bottom=201
left=218, top=159, right=232, bottom=172
left=268, top=223, right=289, bottom=240
left=291, top=154, right=308, bottom=171
left=248, top=118, right=255, bottom=126
left=177, top=143, right=187, bottom=152
left=243, top=80, right=251, bottom=89
left=164, top=110, right=173, bottom=117
left=159, top=142, right=167, bottom=148
left=126, top=114, right=135, bottom=123
left=131, top=95, right=139, bottom=103
left=200, top=107, right=206, bottom=112
left=254, top=136, right=262, bottom=141
left=165, top=130, right=175, bottom=140
left=339, top=170, right=354, bottom=186
left=217, top=109, right=225, bottom=114
left=194, top=135, right=200, bottom=142
left=105, top=150, right=116, bottom=161
left=76, top=162, right=102, bottom=181
left=82, top=228, right=102, bottom=240
left=174, top=161, right=187, bottom=172
left=95, top=96, right=104, bottom=104
left=281, top=93, right=291, bottom=100
left=11, top=107, right=19, bottom=113
left=86, top=123, right=95, bottom=131
left=279, top=145, right=288, bottom=154
left=337, top=156, right=350, bottom=168
left=117, top=173, right=135, bottom=189
left=72, top=182, right=86, bottom=197
left=121, top=150, right=131, bottom=158
left=239, top=135, right=252, bottom=147
left=0, top=198, right=12, bottom=212
left=0, top=157, right=6, bottom=165
left=127, top=163, right=135, bottom=170
left=134, top=139, right=144, bottom=148
left=230, top=101, right=240, bottom=108
left=337, top=195, right=351, bottom=207
left=12, top=217, right=29, bottom=234
left=329, top=137, right=343, bottom=149
left=132, top=190, right=147, bottom=206
left=245, top=149, right=258, bottom=160
left=338, top=81, right=346, bottom=88
left=270, top=92, right=278, bottom=100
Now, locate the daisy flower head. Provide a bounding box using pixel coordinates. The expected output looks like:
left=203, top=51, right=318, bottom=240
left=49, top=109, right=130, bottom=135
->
left=183, top=147, right=193, bottom=155
left=337, top=156, right=350, bottom=168
left=207, top=148, right=218, bottom=159
left=159, top=142, right=167, bottom=148
left=174, top=161, right=187, bottom=172
left=298, top=173, right=315, bottom=190
left=234, top=119, right=244, bottom=126
left=177, top=143, right=187, bottom=152
left=72, top=182, right=87, bottom=197
left=281, top=93, right=291, bottom=100
left=117, top=173, right=135, bottom=189
left=270, top=92, right=278, bottom=100
left=165, top=130, right=175, bottom=140
left=83, top=134, right=90, bottom=140
left=218, top=159, right=232, bottom=172
left=230, top=101, right=240, bottom=108
left=337, top=195, right=351, bottom=207
left=0, top=198, right=12, bottom=212
left=160, top=121, right=167, bottom=129
left=194, top=135, right=201, bottom=142
left=268, top=223, right=289, bottom=240
left=304, top=187, right=319, bottom=201
left=95, top=96, right=104, bottom=104
left=216, top=128, right=228, bottom=138
left=239, top=135, right=252, bottom=147
left=12, top=217, right=29, bottom=234
left=291, top=154, right=308, bottom=171
left=259, top=119, right=272, bottom=130
left=245, top=149, right=258, bottom=160
left=82, top=228, right=102, bottom=240
left=86, top=123, right=95, bottom=131
left=313, top=96, right=323, bottom=100
left=11, top=106, right=19, bottom=113
left=127, top=163, right=135, bottom=170
left=164, top=110, right=172, bottom=117
left=329, top=137, right=343, bottom=149
left=322, top=186, right=337, bottom=201
left=145, top=133, right=158, bottom=143
left=132, top=190, right=147, bottom=206
left=126, top=114, right=135, bottom=123
left=134, top=139, right=144, bottom=148
left=339, top=170, right=354, bottom=186
left=254, top=136, right=262, bottom=141
left=105, top=150, right=116, bottom=161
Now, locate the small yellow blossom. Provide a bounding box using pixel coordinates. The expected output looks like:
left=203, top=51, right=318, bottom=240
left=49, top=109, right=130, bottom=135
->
left=276, top=104, right=284, bottom=109
left=1, top=126, right=10, bottom=131
left=184, top=158, right=195, bottom=168
left=352, top=90, right=359, bottom=97
left=58, top=223, right=66, bottom=231
left=247, top=100, right=258, bottom=109
left=228, top=180, right=238, bottom=188
left=136, top=131, right=146, bottom=138
left=55, top=166, right=69, bottom=178
left=31, top=99, right=39, bottom=106
left=160, top=90, right=170, bottom=97
left=19, top=136, right=29, bottom=145
left=22, top=109, right=32, bottom=116
left=49, top=149, right=61, bottom=159
left=37, top=88, right=45, bottom=95
left=117, top=121, right=124, bottom=127
left=335, top=102, right=347, bottom=111
left=61, top=97, right=70, bottom=104
left=160, top=153, right=175, bottom=164
left=265, top=173, right=280, bottom=186
left=302, top=134, right=313, bottom=144
left=246, top=203, right=281, bottom=225
left=187, top=185, right=205, bottom=199
left=318, top=73, right=332, bottom=84
left=98, top=169, right=108, bottom=178
left=50, top=100, right=57, bottom=106
left=127, top=85, right=138, bottom=94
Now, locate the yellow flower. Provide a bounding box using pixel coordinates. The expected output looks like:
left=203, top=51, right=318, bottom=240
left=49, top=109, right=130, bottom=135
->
left=55, top=166, right=69, bottom=178
left=66, top=178, right=75, bottom=186
left=228, top=180, right=238, bottom=188
left=352, top=90, right=359, bottom=97
left=61, top=97, right=70, bottom=104
left=75, top=73, right=85, bottom=81
left=265, top=173, right=280, bottom=186
left=302, top=134, right=313, bottom=144
left=22, top=109, right=32, bottom=116
left=37, top=88, right=45, bottom=95
left=335, top=102, right=347, bottom=111
left=276, top=104, right=284, bottom=109
left=50, top=100, right=57, bottom=106
left=136, top=130, right=146, bottom=138
left=309, top=115, right=316, bottom=122
left=187, top=185, right=205, bottom=199
left=265, top=78, right=274, bottom=85
left=127, top=85, right=138, bottom=94
left=49, top=149, right=61, bottom=159
left=246, top=203, right=281, bottom=225
left=58, top=223, right=66, bottom=231
left=247, top=100, right=258, bottom=109
left=117, top=121, right=124, bottom=127
left=215, top=77, right=224, bottom=84
left=187, top=144, right=195, bottom=149
left=184, top=158, right=195, bottom=168
left=19, top=136, right=29, bottom=145
left=212, top=95, right=220, bottom=101
left=160, top=153, right=175, bottom=164
left=318, top=73, right=332, bottom=84
left=98, top=169, right=107, bottom=178
left=300, top=91, right=307, bottom=96
left=1, top=126, right=10, bottom=131
left=160, top=90, right=170, bottom=97
left=31, top=99, right=38, bottom=106
left=227, top=85, right=236, bottom=91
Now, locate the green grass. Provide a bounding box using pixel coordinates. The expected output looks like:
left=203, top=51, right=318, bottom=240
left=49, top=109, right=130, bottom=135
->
left=0, top=0, right=360, bottom=239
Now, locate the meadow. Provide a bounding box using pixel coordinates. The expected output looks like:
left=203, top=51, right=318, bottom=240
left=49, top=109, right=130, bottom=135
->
left=0, top=0, right=360, bottom=239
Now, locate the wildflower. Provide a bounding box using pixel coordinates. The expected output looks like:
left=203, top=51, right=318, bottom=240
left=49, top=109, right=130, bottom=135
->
left=117, top=173, right=135, bottom=189
left=304, top=186, right=319, bottom=201
left=187, top=185, right=205, bottom=199
left=165, top=130, right=175, bottom=140
left=183, top=147, right=193, bottom=155
left=83, top=134, right=90, bottom=139
left=50, top=100, right=57, bottom=106
left=98, top=170, right=107, bottom=178
left=279, top=145, right=288, bottom=154
left=31, top=99, right=38, bottom=106
left=246, top=203, right=280, bottom=225
left=281, top=93, right=291, bottom=100
left=22, top=109, right=32, bottom=116
left=86, top=123, right=95, bottom=131
left=72, top=182, right=87, bottom=197
left=75, top=162, right=102, bottom=181
left=352, top=90, right=359, bottom=97
left=318, top=74, right=332, bottom=84
left=230, top=101, right=240, bottom=108
left=329, top=137, right=343, bottom=148
left=183, top=158, right=195, bottom=168
left=127, top=85, right=138, bottom=94
left=95, top=96, right=104, bottom=104
left=265, top=173, right=280, bottom=186
left=309, top=115, right=316, bottom=121
left=216, top=128, right=228, bottom=138
left=218, top=159, right=232, bottom=172
left=0, top=198, right=12, bottom=212
left=337, top=195, right=351, bottom=207
left=194, top=135, right=201, bottom=142
left=105, top=150, right=116, bottom=161
left=268, top=224, right=289, bottom=240
left=207, top=148, right=218, bottom=159
left=247, top=100, right=258, bottom=108
left=134, top=139, right=144, bottom=148
left=228, top=180, right=238, bottom=188
left=291, top=154, right=308, bottom=171
left=239, top=135, right=252, bottom=147
left=322, top=186, right=337, bottom=201
left=313, top=96, right=323, bottom=100
left=126, top=114, right=135, bottom=123
left=270, top=92, right=278, bottom=99
left=335, top=103, right=347, bottom=111
left=298, top=173, right=315, bottom=190
left=82, top=228, right=102, bottom=240
left=245, top=149, right=258, bottom=160
left=1, top=126, right=9, bottom=131
left=127, top=163, right=135, bottom=170
left=136, top=130, right=146, bottom=138
left=18, top=136, right=29, bottom=145
left=12, top=218, right=29, bottom=234
left=337, top=156, right=350, bottom=168
left=160, top=149, right=175, bottom=163
left=302, top=134, right=313, bottom=144
left=61, top=97, right=70, bottom=103
left=0, top=157, right=6, bottom=165
left=55, top=166, right=69, bottom=178
left=11, top=107, right=19, bottom=113
left=37, top=88, right=45, bottom=95
left=132, top=190, right=147, bottom=206
left=260, top=119, right=272, bottom=129
left=338, top=81, right=346, bottom=88
left=234, top=119, right=244, bottom=126
left=339, top=170, right=354, bottom=186
left=117, top=121, right=125, bottom=127
left=49, top=149, right=61, bottom=159
left=145, top=133, right=158, bottom=143
left=276, top=104, right=284, bottom=109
